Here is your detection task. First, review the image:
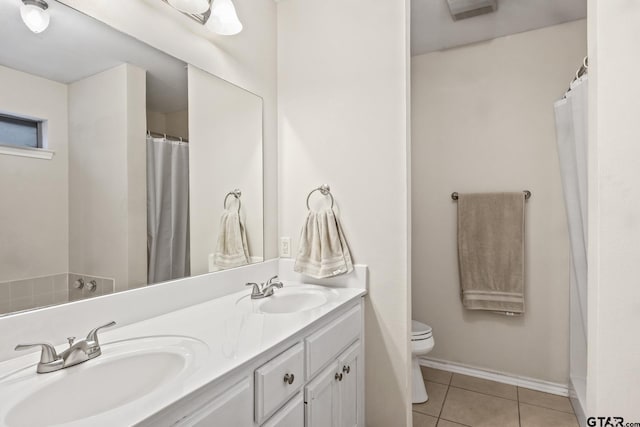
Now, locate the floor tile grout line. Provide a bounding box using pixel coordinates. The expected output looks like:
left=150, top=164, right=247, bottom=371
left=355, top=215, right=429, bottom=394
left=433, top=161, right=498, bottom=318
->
left=437, top=383, right=451, bottom=420
left=447, top=384, right=519, bottom=402
left=518, top=401, right=577, bottom=416
left=517, top=386, right=522, bottom=427
left=421, top=374, right=452, bottom=387
left=438, top=416, right=473, bottom=427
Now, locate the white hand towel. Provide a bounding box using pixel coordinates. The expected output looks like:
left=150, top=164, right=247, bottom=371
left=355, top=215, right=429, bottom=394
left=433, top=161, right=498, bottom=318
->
left=214, top=209, right=250, bottom=269
left=294, top=208, right=353, bottom=279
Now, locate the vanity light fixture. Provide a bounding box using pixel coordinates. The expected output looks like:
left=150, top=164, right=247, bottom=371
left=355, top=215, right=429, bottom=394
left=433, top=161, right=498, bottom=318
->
left=162, top=0, right=243, bottom=35
left=167, top=0, right=209, bottom=15
left=20, top=0, right=50, bottom=34
left=206, top=0, right=243, bottom=35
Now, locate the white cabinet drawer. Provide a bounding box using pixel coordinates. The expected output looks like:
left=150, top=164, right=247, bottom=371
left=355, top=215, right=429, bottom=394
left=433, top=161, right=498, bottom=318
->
left=305, top=304, right=362, bottom=378
left=255, top=342, right=304, bottom=424
left=262, top=393, right=304, bottom=427
left=175, top=377, right=253, bottom=427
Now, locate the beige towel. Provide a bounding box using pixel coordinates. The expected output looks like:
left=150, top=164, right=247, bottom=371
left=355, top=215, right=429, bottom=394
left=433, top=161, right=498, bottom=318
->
left=214, top=209, right=250, bottom=269
left=294, top=208, right=353, bottom=279
left=457, top=192, right=525, bottom=314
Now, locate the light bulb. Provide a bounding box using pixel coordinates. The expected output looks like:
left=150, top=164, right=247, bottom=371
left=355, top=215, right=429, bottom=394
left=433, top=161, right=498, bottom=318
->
left=206, top=0, right=243, bottom=35
left=167, top=0, right=210, bottom=15
left=20, top=0, right=50, bottom=34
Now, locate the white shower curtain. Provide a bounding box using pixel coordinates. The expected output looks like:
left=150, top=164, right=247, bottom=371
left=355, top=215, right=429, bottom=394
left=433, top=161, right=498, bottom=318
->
left=554, top=76, right=588, bottom=334
left=147, top=137, right=190, bottom=284
left=554, top=75, right=588, bottom=407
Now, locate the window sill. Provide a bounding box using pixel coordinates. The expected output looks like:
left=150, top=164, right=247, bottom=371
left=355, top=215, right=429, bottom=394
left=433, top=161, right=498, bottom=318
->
left=0, top=144, right=55, bottom=160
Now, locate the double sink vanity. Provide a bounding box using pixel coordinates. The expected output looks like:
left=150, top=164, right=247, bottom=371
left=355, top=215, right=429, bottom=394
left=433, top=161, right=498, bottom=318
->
left=0, top=270, right=366, bottom=427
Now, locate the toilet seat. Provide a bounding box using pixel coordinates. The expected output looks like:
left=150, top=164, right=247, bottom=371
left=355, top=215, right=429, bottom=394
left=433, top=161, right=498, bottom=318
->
left=411, top=320, right=432, bottom=341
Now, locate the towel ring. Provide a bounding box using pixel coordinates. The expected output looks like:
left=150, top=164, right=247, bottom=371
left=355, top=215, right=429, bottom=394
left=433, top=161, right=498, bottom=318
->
left=224, top=189, right=242, bottom=213
left=306, top=184, right=334, bottom=211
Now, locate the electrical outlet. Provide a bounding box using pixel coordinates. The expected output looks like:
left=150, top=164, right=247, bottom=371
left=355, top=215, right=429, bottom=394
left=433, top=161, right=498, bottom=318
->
left=280, top=237, right=291, bottom=258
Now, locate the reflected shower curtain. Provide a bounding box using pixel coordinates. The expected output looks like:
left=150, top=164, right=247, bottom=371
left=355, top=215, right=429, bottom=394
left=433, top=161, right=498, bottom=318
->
left=554, top=76, right=588, bottom=334
left=147, top=137, right=190, bottom=283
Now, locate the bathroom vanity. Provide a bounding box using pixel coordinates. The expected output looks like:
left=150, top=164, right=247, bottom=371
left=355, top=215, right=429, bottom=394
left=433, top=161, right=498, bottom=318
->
left=0, top=276, right=366, bottom=427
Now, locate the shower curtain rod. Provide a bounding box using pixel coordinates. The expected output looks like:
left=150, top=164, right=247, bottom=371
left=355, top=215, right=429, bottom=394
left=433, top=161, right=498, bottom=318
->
left=147, top=130, right=189, bottom=143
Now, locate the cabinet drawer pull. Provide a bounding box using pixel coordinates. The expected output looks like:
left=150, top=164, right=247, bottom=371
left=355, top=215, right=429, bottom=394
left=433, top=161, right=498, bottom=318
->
left=335, top=372, right=343, bottom=381
left=283, top=373, right=295, bottom=385
left=342, top=365, right=350, bottom=374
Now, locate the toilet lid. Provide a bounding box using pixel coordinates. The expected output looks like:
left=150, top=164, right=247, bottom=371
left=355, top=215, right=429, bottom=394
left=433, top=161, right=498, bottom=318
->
left=411, top=320, right=432, bottom=337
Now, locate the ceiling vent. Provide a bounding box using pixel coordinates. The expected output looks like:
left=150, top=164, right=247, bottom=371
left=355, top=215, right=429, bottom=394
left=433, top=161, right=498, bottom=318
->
left=446, top=0, right=497, bottom=21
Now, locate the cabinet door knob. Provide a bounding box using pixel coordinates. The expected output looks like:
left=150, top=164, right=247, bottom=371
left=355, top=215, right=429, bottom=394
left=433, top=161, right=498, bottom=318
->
left=283, top=373, right=295, bottom=385
left=343, top=365, right=351, bottom=374
left=335, top=372, right=343, bottom=381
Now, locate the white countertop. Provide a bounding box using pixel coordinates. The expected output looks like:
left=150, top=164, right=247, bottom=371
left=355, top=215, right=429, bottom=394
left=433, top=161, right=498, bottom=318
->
left=0, top=282, right=365, bottom=426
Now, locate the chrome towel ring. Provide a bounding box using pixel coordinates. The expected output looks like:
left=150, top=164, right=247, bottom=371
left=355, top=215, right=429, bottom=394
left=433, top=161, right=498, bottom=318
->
left=306, top=184, right=334, bottom=210
left=224, top=189, right=242, bottom=213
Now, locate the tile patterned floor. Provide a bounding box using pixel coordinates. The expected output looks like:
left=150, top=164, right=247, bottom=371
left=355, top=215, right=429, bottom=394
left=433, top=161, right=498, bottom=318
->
left=413, top=367, right=579, bottom=427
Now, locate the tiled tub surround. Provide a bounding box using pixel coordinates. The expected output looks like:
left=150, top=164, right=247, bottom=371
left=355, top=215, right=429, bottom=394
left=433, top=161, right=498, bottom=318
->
left=0, top=273, right=115, bottom=315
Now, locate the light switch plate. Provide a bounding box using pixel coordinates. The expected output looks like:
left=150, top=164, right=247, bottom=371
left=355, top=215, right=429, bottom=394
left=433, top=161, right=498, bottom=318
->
left=280, top=237, right=292, bottom=258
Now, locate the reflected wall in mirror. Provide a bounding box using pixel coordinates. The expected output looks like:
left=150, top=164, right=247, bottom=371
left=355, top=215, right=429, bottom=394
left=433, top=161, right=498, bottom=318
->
left=0, top=0, right=264, bottom=316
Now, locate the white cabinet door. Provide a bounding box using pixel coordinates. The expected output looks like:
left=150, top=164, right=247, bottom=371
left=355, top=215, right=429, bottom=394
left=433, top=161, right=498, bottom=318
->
left=263, top=393, right=304, bottom=427
left=337, top=342, right=361, bottom=427
left=304, top=362, right=340, bottom=427
left=180, top=377, right=253, bottom=427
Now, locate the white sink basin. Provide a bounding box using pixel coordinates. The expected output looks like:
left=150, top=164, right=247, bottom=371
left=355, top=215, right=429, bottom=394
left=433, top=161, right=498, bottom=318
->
left=1, top=336, right=209, bottom=426
left=235, top=285, right=339, bottom=314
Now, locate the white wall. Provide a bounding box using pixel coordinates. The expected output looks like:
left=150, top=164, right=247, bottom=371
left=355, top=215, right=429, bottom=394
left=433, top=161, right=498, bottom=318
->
left=0, top=65, right=69, bottom=282
left=277, top=1, right=411, bottom=425
left=188, top=65, right=263, bottom=274
left=58, top=0, right=278, bottom=260
left=68, top=64, right=147, bottom=291
left=147, top=109, right=189, bottom=140
left=587, top=1, right=640, bottom=417
left=165, top=110, right=189, bottom=140
left=412, top=20, right=586, bottom=384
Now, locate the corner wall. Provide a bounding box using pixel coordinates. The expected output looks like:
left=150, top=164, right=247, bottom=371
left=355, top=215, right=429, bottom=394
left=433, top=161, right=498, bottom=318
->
left=68, top=64, right=147, bottom=291
left=277, top=1, right=412, bottom=425
left=587, top=0, right=640, bottom=418
left=411, top=20, right=586, bottom=384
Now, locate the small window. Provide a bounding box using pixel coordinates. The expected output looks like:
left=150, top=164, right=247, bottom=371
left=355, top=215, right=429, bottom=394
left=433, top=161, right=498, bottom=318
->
left=0, top=114, right=43, bottom=149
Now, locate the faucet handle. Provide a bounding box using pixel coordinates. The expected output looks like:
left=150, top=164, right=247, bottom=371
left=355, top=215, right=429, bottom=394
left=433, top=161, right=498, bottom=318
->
left=86, top=321, right=116, bottom=345
left=267, top=275, right=279, bottom=285
left=15, top=342, right=60, bottom=364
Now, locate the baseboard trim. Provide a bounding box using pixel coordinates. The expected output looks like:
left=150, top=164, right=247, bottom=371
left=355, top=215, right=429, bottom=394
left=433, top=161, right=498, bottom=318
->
left=569, top=378, right=587, bottom=427
left=419, top=357, right=569, bottom=397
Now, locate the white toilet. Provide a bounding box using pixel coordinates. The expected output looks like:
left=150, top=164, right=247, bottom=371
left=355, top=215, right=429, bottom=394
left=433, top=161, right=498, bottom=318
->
left=411, top=320, right=435, bottom=404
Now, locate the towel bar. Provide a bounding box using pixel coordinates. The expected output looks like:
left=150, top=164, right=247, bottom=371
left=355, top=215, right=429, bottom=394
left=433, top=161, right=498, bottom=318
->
left=451, top=191, right=531, bottom=201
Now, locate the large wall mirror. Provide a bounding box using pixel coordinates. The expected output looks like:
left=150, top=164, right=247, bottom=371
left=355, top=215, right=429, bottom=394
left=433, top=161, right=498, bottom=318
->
left=0, top=0, right=264, bottom=316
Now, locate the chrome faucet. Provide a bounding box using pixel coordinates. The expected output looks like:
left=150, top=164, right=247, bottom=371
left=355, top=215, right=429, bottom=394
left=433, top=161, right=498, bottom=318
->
left=15, top=321, right=116, bottom=374
left=245, top=275, right=284, bottom=299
